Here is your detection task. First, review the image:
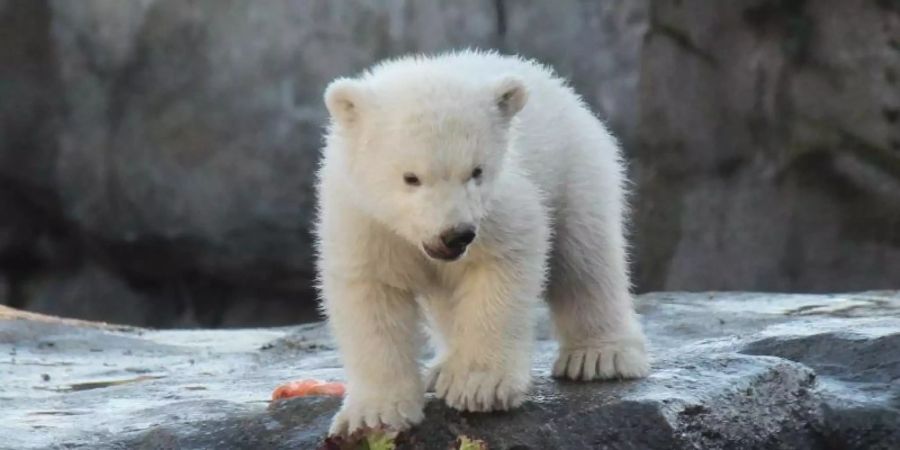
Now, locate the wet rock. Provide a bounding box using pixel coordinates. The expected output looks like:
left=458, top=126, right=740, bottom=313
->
left=2, top=292, right=898, bottom=449
left=741, top=318, right=900, bottom=449
left=115, top=357, right=821, bottom=450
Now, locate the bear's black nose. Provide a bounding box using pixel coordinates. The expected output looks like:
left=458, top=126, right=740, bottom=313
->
left=441, top=226, right=477, bottom=249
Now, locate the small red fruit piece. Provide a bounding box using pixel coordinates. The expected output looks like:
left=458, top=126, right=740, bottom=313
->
left=272, top=379, right=346, bottom=400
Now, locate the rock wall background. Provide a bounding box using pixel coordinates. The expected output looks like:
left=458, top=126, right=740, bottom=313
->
left=0, top=0, right=897, bottom=327
left=634, top=0, right=900, bottom=292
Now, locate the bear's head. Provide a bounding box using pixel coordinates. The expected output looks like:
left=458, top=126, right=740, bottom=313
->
left=323, top=69, right=528, bottom=262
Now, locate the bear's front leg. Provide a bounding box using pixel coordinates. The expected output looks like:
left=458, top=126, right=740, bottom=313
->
left=426, top=263, right=540, bottom=413
left=322, top=277, right=424, bottom=436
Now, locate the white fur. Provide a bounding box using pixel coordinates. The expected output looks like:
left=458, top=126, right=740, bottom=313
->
left=316, top=50, right=649, bottom=436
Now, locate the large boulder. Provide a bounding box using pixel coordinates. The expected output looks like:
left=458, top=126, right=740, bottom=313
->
left=0, top=0, right=646, bottom=327
left=634, top=0, right=900, bottom=292
left=2, top=292, right=897, bottom=449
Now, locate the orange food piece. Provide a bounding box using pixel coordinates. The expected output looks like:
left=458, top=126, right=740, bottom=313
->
left=271, top=379, right=346, bottom=400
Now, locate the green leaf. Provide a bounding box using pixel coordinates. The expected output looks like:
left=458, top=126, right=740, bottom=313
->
left=457, top=435, right=488, bottom=450
left=363, top=431, right=397, bottom=450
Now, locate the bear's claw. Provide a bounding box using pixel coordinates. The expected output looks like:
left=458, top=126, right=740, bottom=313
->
left=426, top=361, right=529, bottom=412
left=328, top=396, right=424, bottom=436
left=552, top=341, right=649, bottom=381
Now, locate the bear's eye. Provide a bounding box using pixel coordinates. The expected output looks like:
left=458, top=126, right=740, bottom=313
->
left=471, top=166, right=483, bottom=181
left=403, top=173, right=421, bottom=186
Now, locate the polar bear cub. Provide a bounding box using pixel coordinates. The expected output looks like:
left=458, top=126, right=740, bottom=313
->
left=316, top=50, right=649, bottom=436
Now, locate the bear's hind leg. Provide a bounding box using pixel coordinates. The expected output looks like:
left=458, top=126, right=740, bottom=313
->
left=546, top=167, right=649, bottom=381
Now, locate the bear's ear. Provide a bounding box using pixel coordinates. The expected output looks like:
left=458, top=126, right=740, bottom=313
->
left=324, top=78, right=368, bottom=127
left=492, top=76, right=528, bottom=119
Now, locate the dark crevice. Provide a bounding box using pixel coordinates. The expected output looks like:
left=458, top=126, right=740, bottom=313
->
left=494, top=0, right=507, bottom=40
left=648, top=21, right=718, bottom=66
left=742, top=0, right=814, bottom=64
left=716, top=156, right=746, bottom=179
left=883, top=107, right=899, bottom=124
left=874, top=0, right=900, bottom=13
left=885, top=67, right=897, bottom=85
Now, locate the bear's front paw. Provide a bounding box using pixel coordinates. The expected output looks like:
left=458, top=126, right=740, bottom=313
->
left=553, top=340, right=650, bottom=381
left=329, top=394, right=425, bottom=436
left=426, top=360, right=530, bottom=412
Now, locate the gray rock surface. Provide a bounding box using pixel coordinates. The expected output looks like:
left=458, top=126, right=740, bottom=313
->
left=0, top=0, right=647, bottom=327
left=2, top=292, right=898, bottom=449
left=634, top=0, right=900, bottom=292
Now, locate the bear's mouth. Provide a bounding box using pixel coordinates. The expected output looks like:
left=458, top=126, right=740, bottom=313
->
left=422, top=242, right=467, bottom=262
